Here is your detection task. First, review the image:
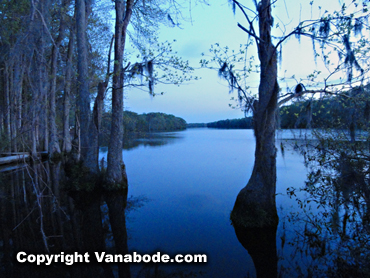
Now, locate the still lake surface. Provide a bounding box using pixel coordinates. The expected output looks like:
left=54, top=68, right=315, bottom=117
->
left=100, top=128, right=309, bottom=277
left=4, top=128, right=361, bottom=277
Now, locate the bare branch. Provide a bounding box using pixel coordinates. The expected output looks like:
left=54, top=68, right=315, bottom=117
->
left=238, top=23, right=263, bottom=43
left=105, top=35, right=115, bottom=84
left=230, top=0, right=260, bottom=46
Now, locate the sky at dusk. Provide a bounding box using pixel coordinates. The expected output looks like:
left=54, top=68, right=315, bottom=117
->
left=123, top=0, right=359, bottom=123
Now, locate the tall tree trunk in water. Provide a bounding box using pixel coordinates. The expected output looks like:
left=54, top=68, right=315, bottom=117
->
left=26, top=6, right=43, bottom=155
left=35, top=27, right=49, bottom=153
left=7, top=59, right=23, bottom=152
left=62, top=28, right=74, bottom=154
left=105, top=4, right=132, bottom=277
left=48, top=1, right=68, bottom=159
left=85, top=35, right=113, bottom=173
left=28, top=43, right=39, bottom=156
left=0, top=68, right=4, bottom=136
left=75, top=0, right=91, bottom=160
left=13, top=56, right=24, bottom=138
left=231, top=2, right=279, bottom=276
left=85, top=82, right=105, bottom=173
left=106, top=0, right=133, bottom=185
left=9, top=64, right=17, bottom=152
left=38, top=0, right=49, bottom=153
left=3, top=64, right=11, bottom=152
left=231, top=0, right=279, bottom=228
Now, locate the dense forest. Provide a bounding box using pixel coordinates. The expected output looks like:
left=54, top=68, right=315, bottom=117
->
left=207, top=117, right=253, bottom=129
left=99, top=111, right=186, bottom=145
left=0, top=1, right=192, bottom=277
left=279, top=86, right=370, bottom=130
left=121, top=111, right=187, bottom=133
left=0, top=0, right=191, bottom=174
left=206, top=85, right=370, bottom=132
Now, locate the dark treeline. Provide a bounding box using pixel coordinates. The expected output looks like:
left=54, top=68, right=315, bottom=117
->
left=187, top=123, right=207, bottom=128
left=207, top=117, right=253, bottom=129
left=99, top=111, right=186, bottom=146
left=279, top=90, right=370, bottom=130
left=122, top=111, right=187, bottom=132
left=206, top=86, right=370, bottom=131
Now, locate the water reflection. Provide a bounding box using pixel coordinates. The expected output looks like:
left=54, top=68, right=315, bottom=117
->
left=277, top=134, right=370, bottom=277
left=231, top=130, right=370, bottom=277
left=0, top=161, right=130, bottom=278
left=121, top=132, right=185, bottom=150
left=2, top=129, right=370, bottom=277
left=233, top=224, right=278, bottom=278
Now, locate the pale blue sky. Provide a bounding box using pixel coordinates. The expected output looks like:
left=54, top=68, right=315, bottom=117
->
left=123, top=0, right=363, bottom=123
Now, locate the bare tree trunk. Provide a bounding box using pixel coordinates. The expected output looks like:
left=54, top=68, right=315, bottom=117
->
left=27, top=34, right=39, bottom=156
left=34, top=0, right=50, bottom=153
left=73, top=111, right=81, bottom=161
left=231, top=0, right=279, bottom=228
left=3, top=64, right=11, bottom=152
left=49, top=43, right=63, bottom=157
left=31, top=106, right=38, bottom=156
left=29, top=47, right=43, bottom=156
left=106, top=0, right=133, bottom=186
left=9, top=64, right=17, bottom=152
left=40, top=57, right=49, bottom=152
left=49, top=0, right=71, bottom=158
left=85, top=36, right=113, bottom=173
left=13, top=56, right=24, bottom=134
left=37, top=22, right=49, bottom=153
left=0, top=69, right=4, bottom=136
left=85, top=82, right=106, bottom=173
left=62, top=28, right=74, bottom=154
left=75, top=0, right=91, bottom=160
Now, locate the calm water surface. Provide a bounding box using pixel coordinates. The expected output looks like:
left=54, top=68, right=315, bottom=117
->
left=100, top=128, right=309, bottom=277
left=3, top=128, right=364, bottom=277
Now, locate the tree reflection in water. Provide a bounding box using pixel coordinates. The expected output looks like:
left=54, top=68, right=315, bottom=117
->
left=3, top=130, right=370, bottom=277
left=231, top=133, right=370, bottom=278
left=233, top=224, right=278, bottom=278
left=0, top=161, right=130, bottom=278
left=283, top=134, right=370, bottom=277
left=121, top=132, right=184, bottom=151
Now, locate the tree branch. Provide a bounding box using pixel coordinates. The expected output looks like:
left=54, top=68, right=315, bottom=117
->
left=238, top=23, right=263, bottom=43
left=231, top=0, right=260, bottom=46
left=105, top=35, right=115, bottom=84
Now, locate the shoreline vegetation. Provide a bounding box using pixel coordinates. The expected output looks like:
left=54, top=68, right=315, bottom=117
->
left=189, top=94, right=370, bottom=130
left=99, top=111, right=187, bottom=146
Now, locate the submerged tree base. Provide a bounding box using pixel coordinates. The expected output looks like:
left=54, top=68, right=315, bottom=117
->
left=231, top=180, right=279, bottom=228
left=231, top=180, right=279, bottom=277
left=63, top=157, right=128, bottom=192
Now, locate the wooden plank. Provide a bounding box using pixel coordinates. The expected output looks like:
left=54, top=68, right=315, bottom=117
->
left=0, top=154, right=30, bottom=165
left=1, top=151, right=48, bottom=157
left=1, top=152, right=28, bottom=157
left=0, top=151, right=48, bottom=167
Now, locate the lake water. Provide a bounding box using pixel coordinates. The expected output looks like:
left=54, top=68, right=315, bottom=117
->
left=2, top=128, right=365, bottom=277
left=100, top=128, right=309, bottom=277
